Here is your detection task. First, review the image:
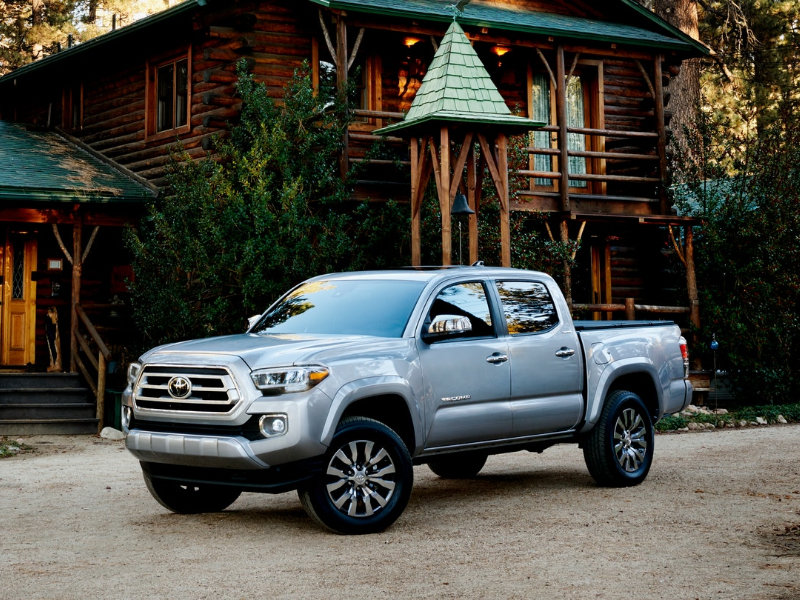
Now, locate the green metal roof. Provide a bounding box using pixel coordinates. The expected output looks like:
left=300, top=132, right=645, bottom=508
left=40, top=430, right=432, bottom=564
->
left=0, top=121, right=156, bottom=204
left=376, top=21, right=542, bottom=136
left=308, top=0, right=708, bottom=54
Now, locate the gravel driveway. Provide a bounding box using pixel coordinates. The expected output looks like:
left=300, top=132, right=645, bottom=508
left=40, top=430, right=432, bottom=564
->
left=2, top=425, right=799, bottom=600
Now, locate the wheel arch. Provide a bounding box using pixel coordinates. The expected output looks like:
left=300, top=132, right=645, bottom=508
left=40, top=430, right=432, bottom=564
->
left=583, top=360, right=663, bottom=431
left=321, top=378, right=420, bottom=454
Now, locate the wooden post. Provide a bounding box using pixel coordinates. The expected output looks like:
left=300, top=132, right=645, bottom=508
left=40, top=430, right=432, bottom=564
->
left=96, top=353, right=106, bottom=434
left=555, top=45, right=570, bottom=212
left=410, top=137, right=421, bottom=266
left=497, top=133, right=511, bottom=267
left=439, top=126, right=452, bottom=266
left=654, top=54, right=668, bottom=215
left=685, top=224, right=701, bottom=365
left=560, top=219, right=572, bottom=309
left=336, top=15, right=349, bottom=178
left=625, top=297, right=636, bottom=320
left=70, top=218, right=82, bottom=373
left=467, top=145, right=479, bottom=265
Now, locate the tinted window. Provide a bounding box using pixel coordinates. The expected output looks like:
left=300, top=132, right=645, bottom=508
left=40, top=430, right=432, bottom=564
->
left=496, top=280, right=558, bottom=334
left=254, top=279, right=425, bottom=337
left=427, top=282, right=494, bottom=337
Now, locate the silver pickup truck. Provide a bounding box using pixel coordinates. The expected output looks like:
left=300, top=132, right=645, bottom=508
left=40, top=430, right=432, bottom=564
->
left=123, top=266, right=692, bottom=534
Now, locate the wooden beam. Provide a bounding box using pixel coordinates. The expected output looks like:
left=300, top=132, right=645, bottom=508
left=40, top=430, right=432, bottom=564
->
left=654, top=54, right=668, bottom=215
left=555, top=45, right=570, bottom=212
left=449, top=132, right=474, bottom=203
left=70, top=218, right=82, bottom=373
left=685, top=224, right=701, bottom=363
left=560, top=219, right=573, bottom=308
left=410, top=137, right=421, bottom=266
left=336, top=15, right=348, bottom=178
left=497, top=134, right=510, bottom=267
left=439, top=126, right=452, bottom=266
left=467, top=145, right=479, bottom=265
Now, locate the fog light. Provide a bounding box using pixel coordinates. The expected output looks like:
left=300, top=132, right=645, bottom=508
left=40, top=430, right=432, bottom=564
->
left=259, top=414, right=288, bottom=438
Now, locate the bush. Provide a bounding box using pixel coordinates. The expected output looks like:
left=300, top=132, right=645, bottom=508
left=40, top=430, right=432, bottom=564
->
left=674, top=106, right=800, bottom=403
left=126, top=61, right=407, bottom=348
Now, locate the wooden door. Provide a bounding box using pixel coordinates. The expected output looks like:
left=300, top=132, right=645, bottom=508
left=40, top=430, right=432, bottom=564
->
left=1, top=234, right=37, bottom=366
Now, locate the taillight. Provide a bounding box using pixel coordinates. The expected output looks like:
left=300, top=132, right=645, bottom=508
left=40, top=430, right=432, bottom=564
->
left=679, top=336, right=689, bottom=377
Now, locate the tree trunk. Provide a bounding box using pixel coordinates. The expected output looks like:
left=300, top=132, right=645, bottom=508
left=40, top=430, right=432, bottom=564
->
left=653, top=0, right=701, bottom=175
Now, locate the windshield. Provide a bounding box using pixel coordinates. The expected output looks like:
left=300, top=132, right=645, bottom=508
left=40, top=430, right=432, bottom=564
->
left=253, top=279, right=426, bottom=337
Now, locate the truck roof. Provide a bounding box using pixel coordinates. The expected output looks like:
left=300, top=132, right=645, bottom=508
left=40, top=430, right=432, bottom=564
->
left=307, top=266, right=554, bottom=284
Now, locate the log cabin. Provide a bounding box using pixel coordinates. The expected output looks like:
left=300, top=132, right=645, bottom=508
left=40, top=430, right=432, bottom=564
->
left=0, top=0, right=708, bottom=429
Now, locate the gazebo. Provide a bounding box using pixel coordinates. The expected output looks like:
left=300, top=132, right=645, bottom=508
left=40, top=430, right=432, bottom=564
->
left=376, top=20, right=542, bottom=267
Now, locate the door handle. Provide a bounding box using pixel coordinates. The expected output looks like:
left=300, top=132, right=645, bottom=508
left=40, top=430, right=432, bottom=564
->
left=486, top=353, right=508, bottom=364
left=555, top=347, right=576, bottom=358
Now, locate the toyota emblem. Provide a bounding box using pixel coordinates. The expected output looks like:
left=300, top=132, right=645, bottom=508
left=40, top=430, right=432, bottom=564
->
left=167, top=376, right=192, bottom=399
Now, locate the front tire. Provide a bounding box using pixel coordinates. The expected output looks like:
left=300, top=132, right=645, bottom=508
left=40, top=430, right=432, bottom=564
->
left=583, top=390, right=654, bottom=487
left=142, top=470, right=242, bottom=513
left=298, top=417, right=413, bottom=534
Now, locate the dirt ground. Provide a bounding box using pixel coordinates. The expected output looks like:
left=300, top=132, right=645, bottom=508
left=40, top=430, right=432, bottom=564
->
left=1, top=425, right=799, bottom=600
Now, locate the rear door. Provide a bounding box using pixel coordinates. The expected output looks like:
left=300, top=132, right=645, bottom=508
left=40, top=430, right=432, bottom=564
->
left=494, top=279, right=584, bottom=436
left=418, top=280, right=512, bottom=449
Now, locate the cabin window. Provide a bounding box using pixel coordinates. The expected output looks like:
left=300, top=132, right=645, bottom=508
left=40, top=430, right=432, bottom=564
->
left=529, top=62, right=603, bottom=193
left=313, top=37, right=381, bottom=128
left=147, top=51, right=191, bottom=137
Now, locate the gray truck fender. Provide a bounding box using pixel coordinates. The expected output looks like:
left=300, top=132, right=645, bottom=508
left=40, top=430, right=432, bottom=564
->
left=320, top=376, right=423, bottom=453
left=580, top=358, right=664, bottom=433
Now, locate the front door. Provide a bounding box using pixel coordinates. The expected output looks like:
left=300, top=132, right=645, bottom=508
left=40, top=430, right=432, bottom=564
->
left=1, top=233, right=38, bottom=366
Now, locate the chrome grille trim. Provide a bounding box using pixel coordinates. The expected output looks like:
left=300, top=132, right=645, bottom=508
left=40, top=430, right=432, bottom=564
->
left=134, top=365, right=240, bottom=413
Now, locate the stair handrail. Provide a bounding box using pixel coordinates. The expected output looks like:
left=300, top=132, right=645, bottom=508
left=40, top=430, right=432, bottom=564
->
left=73, top=304, right=111, bottom=434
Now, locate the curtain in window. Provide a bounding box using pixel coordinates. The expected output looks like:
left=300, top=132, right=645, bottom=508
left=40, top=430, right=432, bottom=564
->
left=566, top=76, right=587, bottom=188
left=530, top=74, right=552, bottom=187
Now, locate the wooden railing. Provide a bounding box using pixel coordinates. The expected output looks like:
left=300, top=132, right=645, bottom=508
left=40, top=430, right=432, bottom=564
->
left=518, top=125, right=663, bottom=205
left=73, top=304, right=111, bottom=434
left=572, top=298, right=690, bottom=320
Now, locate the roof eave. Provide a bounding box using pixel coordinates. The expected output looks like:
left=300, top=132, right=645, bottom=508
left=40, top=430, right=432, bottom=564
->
left=375, top=113, right=545, bottom=137
left=308, top=0, right=706, bottom=54
left=0, top=0, right=207, bottom=85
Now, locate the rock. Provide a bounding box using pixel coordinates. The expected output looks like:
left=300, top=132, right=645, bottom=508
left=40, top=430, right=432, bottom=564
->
left=755, top=417, right=768, bottom=426
left=704, top=423, right=716, bottom=430
left=713, top=409, right=729, bottom=415
left=777, top=415, right=788, bottom=424
left=739, top=420, right=749, bottom=428
left=100, top=427, right=125, bottom=441
left=687, top=422, right=701, bottom=431
left=685, top=404, right=700, bottom=413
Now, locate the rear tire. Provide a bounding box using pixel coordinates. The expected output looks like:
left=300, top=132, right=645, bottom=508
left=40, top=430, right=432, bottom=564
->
left=298, top=417, right=413, bottom=534
left=583, top=390, right=654, bottom=487
left=427, top=452, right=488, bottom=479
left=142, top=470, right=241, bottom=514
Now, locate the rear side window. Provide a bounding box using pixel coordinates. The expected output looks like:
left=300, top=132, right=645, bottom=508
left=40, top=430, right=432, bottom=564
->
left=496, top=280, right=559, bottom=334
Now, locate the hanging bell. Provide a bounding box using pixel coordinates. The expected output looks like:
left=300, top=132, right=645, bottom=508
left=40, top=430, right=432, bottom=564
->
left=451, top=191, right=475, bottom=216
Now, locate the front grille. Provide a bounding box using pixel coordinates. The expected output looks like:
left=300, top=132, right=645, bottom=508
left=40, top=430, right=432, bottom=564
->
left=134, top=365, right=240, bottom=413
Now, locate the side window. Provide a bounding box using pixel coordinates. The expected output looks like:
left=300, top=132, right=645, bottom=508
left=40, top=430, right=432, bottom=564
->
left=146, top=51, right=190, bottom=136
left=496, top=280, right=559, bottom=334
left=427, top=282, right=494, bottom=338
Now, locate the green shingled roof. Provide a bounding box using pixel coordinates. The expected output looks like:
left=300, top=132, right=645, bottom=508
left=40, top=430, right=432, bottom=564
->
left=0, top=121, right=156, bottom=204
left=376, top=21, right=541, bottom=135
left=308, top=0, right=708, bottom=54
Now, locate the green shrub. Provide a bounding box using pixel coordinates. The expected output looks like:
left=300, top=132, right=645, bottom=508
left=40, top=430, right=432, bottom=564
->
left=126, top=61, right=407, bottom=348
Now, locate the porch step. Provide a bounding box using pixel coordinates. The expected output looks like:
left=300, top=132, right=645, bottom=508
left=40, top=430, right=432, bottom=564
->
left=0, top=373, right=98, bottom=435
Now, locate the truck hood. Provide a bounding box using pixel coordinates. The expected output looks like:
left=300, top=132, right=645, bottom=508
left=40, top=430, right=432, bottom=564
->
left=141, top=333, right=379, bottom=369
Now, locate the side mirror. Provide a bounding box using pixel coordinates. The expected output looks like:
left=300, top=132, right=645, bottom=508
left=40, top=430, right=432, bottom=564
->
left=246, top=314, right=262, bottom=331
left=423, top=314, right=472, bottom=342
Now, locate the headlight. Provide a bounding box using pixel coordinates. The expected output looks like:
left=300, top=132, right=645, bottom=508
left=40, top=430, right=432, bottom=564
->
left=251, top=365, right=329, bottom=394
left=127, top=362, right=142, bottom=386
